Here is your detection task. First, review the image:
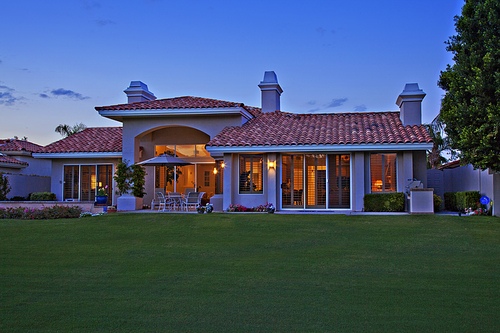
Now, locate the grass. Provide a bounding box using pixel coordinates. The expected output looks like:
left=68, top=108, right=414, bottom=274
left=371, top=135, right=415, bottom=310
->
left=1, top=213, right=499, bottom=332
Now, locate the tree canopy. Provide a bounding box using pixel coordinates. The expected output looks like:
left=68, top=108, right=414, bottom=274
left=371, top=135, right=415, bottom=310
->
left=438, top=0, right=500, bottom=172
left=54, top=123, right=87, bottom=137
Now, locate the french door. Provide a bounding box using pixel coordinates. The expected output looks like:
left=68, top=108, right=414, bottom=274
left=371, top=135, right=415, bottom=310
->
left=281, top=154, right=350, bottom=209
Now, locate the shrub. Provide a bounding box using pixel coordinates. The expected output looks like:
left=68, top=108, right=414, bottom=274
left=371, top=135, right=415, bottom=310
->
left=433, top=194, right=443, bottom=212
left=444, top=191, right=481, bottom=212
left=0, top=172, right=11, bottom=201
left=363, top=193, right=405, bottom=212
left=10, top=196, right=28, bottom=201
left=0, top=205, right=82, bottom=219
left=29, top=192, right=57, bottom=201
left=444, top=192, right=456, bottom=211
left=227, top=203, right=274, bottom=212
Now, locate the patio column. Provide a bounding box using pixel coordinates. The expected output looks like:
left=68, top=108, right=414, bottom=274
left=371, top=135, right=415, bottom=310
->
left=353, top=152, right=365, bottom=211
left=117, top=124, right=143, bottom=211
left=222, top=153, right=232, bottom=211
left=267, top=153, right=277, bottom=208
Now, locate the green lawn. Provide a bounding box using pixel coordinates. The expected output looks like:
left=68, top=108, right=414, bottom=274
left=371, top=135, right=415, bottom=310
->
left=1, top=213, right=499, bottom=332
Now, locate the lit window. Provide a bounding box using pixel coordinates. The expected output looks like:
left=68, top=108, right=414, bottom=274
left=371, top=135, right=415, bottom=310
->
left=370, top=153, right=396, bottom=192
left=239, top=155, right=263, bottom=194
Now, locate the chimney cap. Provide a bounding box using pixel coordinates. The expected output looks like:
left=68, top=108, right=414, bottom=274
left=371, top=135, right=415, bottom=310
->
left=258, top=71, right=283, bottom=94
left=124, top=81, right=156, bottom=102
left=396, top=83, right=426, bottom=107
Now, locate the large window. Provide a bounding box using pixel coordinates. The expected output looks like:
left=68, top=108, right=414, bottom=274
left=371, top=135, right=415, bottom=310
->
left=63, top=164, right=113, bottom=204
left=370, top=153, right=397, bottom=192
left=239, top=154, right=263, bottom=194
left=155, top=144, right=210, bottom=157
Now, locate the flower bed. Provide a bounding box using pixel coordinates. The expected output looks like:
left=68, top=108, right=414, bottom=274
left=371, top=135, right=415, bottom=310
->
left=227, top=203, right=274, bottom=212
left=0, top=205, right=83, bottom=220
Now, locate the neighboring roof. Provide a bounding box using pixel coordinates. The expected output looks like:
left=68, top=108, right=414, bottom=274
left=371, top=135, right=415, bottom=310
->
left=207, top=111, right=433, bottom=148
left=0, top=153, right=28, bottom=167
left=42, top=127, right=122, bottom=153
left=438, top=160, right=462, bottom=170
left=0, top=139, right=44, bottom=153
left=95, top=96, right=262, bottom=117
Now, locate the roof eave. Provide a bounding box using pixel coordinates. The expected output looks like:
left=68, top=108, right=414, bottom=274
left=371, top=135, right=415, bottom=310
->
left=97, top=106, right=253, bottom=122
left=33, top=152, right=122, bottom=159
left=205, top=142, right=434, bottom=153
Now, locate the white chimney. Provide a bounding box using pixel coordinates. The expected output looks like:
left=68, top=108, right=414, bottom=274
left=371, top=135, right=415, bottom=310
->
left=124, top=81, right=156, bottom=103
left=258, top=71, right=283, bottom=113
left=396, top=83, right=426, bottom=126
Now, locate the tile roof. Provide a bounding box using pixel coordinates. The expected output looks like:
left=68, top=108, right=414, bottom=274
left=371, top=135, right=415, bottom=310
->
left=0, top=139, right=45, bottom=153
left=0, top=153, right=28, bottom=166
left=42, top=127, right=122, bottom=153
left=95, top=96, right=262, bottom=117
left=207, top=111, right=433, bottom=147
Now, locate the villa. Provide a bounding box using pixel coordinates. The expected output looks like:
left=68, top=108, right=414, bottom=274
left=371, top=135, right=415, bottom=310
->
left=30, top=71, right=434, bottom=212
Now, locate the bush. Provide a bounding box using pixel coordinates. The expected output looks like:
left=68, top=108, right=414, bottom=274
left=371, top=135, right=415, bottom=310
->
left=0, top=172, right=11, bottom=201
left=444, top=191, right=481, bottom=212
left=227, top=203, right=274, bottom=212
left=433, top=194, right=443, bottom=212
left=0, top=205, right=82, bottom=219
left=363, top=193, right=405, bottom=212
left=10, top=196, right=28, bottom=201
left=29, top=192, right=57, bottom=201
left=444, top=192, right=456, bottom=211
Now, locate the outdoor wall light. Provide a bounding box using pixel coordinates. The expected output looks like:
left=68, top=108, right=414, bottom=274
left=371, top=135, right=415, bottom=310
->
left=268, top=161, right=275, bottom=169
left=213, top=167, right=218, bottom=175
left=221, top=162, right=225, bottom=168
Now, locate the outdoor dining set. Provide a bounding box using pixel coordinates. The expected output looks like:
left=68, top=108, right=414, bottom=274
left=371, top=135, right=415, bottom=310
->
left=151, top=190, right=205, bottom=212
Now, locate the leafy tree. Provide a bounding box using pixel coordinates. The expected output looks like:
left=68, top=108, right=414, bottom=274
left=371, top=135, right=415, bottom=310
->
left=114, top=160, right=132, bottom=196
left=438, top=0, right=500, bottom=172
left=54, top=123, right=87, bottom=137
left=130, top=164, right=146, bottom=198
left=113, top=160, right=147, bottom=198
left=0, top=172, right=11, bottom=201
left=424, top=116, right=457, bottom=169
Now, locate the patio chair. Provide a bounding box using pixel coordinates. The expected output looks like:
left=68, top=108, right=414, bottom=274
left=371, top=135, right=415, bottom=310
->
left=167, top=192, right=184, bottom=211
left=152, top=192, right=169, bottom=211
left=184, top=188, right=195, bottom=196
left=184, top=192, right=205, bottom=211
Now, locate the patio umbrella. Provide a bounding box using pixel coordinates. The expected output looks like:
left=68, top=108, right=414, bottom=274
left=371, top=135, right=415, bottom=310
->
left=137, top=154, right=192, bottom=193
left=137, top=153, right=192, bottom=167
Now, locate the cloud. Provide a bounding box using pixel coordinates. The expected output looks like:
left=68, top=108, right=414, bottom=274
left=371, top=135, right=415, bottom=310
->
left=307, top=100, right=317, bottom=106
left=51, top=88, right=90, bottom=100
left=325, top=98, right=348, bottom=108
left=39, top=93, right=50, bottom=99
left=0, top=85, right=23, bottom=106
left=316, top=27, right=326, bottom=35
left=307, top=108, right=321, bottom=113
left=81, top=0, right=101, bottom=10
left=95, top=19, right=116, bottom=27
left=354, top=104, right=367, bottom=111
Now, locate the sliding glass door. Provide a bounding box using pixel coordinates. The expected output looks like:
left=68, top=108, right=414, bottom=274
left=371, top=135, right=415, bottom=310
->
left=281, top=154, right=350, bottom=209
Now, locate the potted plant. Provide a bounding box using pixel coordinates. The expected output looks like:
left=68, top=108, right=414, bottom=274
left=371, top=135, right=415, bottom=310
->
left=95, top=185, right=108, bottom=205
left=107, top=205, right=117, bottom=213
left=205, top=203, right=214, bottom=213
left=267, top=204, right=275, bottom=214
left=196, top=204, right=205, bottom=214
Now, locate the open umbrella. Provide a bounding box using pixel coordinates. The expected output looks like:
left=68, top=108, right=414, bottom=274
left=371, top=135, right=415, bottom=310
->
left=137, top=153, right=192, bottom=167
left=137, top=154, right=192, bottom=193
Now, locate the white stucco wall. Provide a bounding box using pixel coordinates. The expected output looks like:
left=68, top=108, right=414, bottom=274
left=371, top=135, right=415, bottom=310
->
left=5, top=174, right=51, bottom=199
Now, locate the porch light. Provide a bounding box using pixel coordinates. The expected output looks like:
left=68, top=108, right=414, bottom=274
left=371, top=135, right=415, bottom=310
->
left=268, top=161, right=275, bottom=169
left=213, top=167, right=218, bottom=175
left=221, top=162, right=225, bottom=168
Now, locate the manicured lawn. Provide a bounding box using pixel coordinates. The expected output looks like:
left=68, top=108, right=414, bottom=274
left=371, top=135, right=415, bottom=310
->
left=1, top=213, right=499, bottom=332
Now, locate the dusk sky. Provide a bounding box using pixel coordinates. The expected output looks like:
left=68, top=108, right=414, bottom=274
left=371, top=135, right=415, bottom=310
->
left=1, top=0, right=463, bottom=146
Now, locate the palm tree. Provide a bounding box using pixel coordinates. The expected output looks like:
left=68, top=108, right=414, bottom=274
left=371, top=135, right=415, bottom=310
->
left=425, top=115, right=457, bottom=169
left=54, top=123, right=87, bottom=137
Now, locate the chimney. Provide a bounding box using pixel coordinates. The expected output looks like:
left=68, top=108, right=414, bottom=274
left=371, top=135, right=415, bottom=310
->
left=258, top=71, right=283, bottom=113
left=124, top=81, right=156, bottom=103
left=396, top=83, right=426, bottom=126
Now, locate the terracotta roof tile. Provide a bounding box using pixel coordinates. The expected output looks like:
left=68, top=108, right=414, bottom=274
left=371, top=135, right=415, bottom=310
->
left=207, top=111, right=433, bottom=147
left=0, top=139, right=44, bottom=153
left=96, top=96, right=262, bottom=117
left=0, top=154, right=28, bottom=166
left=43, top=127, right=122, bottom=153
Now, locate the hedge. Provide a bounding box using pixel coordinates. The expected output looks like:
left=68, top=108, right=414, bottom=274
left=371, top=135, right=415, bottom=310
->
left=29, top=192, right=57, bottom=201
left=433, top=194, right=442, bottom=212
left=443, top=191, right=481, bottom=212
left=363, top=192, right=405, bottom=212
left=0, top=205, right=82, bottom=219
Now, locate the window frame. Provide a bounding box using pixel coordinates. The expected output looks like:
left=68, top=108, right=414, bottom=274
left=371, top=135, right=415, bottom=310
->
left=238, top=154, right=264, bottom=194
left=370, top=153, right=397, bottom=193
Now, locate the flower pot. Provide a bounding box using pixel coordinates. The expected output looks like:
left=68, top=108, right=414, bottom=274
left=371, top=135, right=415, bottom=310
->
left=107, top=208, right=117, bottom=213
left=95, top=195, right=108, bottom=205
left=197, top=210, right=205, bottom=214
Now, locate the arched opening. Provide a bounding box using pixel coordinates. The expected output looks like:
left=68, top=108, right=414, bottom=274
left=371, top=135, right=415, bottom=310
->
left=138, top=126, right=218, bottom=202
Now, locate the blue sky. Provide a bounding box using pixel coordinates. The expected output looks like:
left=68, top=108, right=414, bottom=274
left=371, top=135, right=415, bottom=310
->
left=1, top=0, right=463, bottom=145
